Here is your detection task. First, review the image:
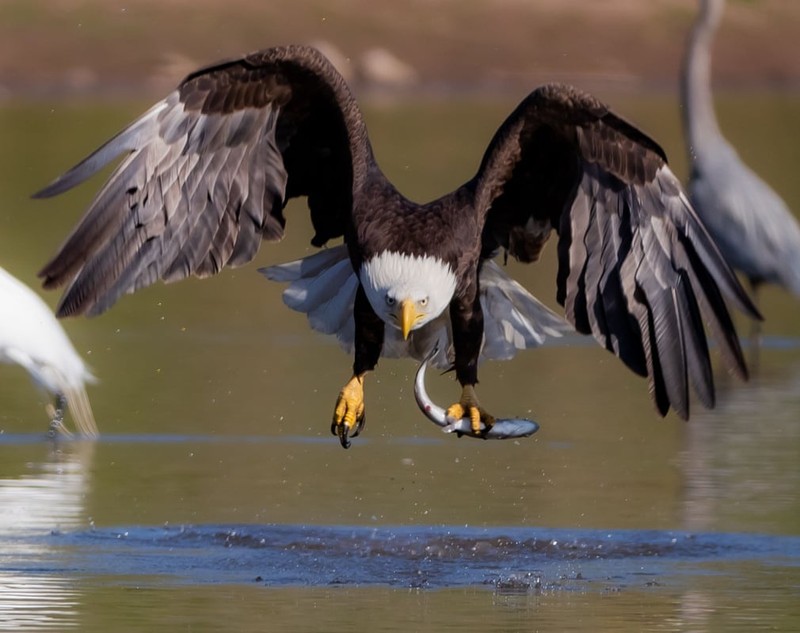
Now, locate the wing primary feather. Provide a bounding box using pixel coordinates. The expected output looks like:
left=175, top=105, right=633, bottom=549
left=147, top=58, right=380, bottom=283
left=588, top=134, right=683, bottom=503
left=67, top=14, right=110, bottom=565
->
left=639, top=271, right=689, bottom=418
left=593, top=195, right=648, bottom=376
left=33, top=99, right=171, bottom=199
left=85, top=238, right=163, bottom=317
left=561, top=191, right=592, bottom=332
left=639, top=286, right=673, bottom=418
left=39, top=151, right=150, bottom=289
left=674, top=191, right=760, bottom=320
left=678, top=232, right=749, bottom=381
left=673, top=271, right=715, bottom=408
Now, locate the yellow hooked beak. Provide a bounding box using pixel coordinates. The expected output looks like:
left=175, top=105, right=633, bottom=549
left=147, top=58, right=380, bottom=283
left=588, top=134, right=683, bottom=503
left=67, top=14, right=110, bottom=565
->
left=399, top=299, right=422, bottom=340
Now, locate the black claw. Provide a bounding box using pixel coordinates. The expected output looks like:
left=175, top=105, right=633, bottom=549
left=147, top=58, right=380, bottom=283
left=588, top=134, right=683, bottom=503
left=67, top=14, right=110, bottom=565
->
left=331, top=409, right=365, bottom=448
left=330, top=419, right=351, bottom=448
left=338, top=424, right=351, bottom=449
left=350, top=413, right=366, bottom=439
left=475, top=426, right=491, bottom=440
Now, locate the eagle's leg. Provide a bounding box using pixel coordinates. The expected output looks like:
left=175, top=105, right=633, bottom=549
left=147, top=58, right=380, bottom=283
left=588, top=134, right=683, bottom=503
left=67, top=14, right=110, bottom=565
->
left=331, top=286, right=384, bottom=449
left=332, top=374, right=366, bottom=448
left=747, top=278, right=762, bottom=373
left=447, top=278, right=495, bottom=435
left=446, top=385, right=496, bottom=434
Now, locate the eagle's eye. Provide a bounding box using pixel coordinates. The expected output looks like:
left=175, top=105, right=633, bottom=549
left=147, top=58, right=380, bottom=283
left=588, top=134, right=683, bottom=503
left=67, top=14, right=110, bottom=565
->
left=385, top=295, right=396, bottom=307
left=418, top=297, right=428, bottom=307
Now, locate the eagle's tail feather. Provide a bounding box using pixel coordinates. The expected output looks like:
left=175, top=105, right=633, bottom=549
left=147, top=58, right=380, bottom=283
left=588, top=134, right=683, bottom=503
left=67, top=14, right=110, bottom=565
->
left=478, top=260, right=572, bottom=361
left=260, top=245, right=356, bottom=347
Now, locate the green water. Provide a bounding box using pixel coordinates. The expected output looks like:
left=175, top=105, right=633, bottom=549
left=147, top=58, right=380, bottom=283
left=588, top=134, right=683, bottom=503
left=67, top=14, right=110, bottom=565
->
left=0, top=94, right=799, bottom=631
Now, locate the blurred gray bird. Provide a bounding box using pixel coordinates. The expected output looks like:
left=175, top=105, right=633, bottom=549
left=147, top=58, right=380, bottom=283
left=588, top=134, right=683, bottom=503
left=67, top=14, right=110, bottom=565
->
left=681, top=0, right=800, bottom=321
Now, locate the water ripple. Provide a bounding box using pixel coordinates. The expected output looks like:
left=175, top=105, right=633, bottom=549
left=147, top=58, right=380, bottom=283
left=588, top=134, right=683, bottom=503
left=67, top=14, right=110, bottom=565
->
left=6, top=524, right=796, bottom=590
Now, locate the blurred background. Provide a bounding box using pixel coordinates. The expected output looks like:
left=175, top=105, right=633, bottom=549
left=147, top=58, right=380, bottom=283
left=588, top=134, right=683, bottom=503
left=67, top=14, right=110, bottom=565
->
left=0, top=2, right=798, bottom=630
left=0, top=0, right=798, bottom=96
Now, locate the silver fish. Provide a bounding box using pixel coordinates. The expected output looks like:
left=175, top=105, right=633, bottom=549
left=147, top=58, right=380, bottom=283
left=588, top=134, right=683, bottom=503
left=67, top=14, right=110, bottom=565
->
left=413, top=347, right=540, bottom=440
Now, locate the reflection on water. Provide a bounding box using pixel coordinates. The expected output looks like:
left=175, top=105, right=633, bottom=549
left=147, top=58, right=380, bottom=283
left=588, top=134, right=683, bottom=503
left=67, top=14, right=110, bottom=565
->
left=0, top=442, right=94, bottom=631
left=682, top=357, right=800, bottom=534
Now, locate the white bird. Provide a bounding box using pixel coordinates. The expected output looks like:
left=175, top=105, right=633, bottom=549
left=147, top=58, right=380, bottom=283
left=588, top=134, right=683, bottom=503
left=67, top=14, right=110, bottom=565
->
left=681, top=0, right=800, bottom=313
left=0, top=267, right=97, bottom=437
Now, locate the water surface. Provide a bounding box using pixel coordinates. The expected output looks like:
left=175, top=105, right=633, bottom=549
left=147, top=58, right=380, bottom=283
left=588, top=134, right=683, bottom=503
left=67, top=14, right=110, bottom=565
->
left=1, top=95, right=799, bottom=631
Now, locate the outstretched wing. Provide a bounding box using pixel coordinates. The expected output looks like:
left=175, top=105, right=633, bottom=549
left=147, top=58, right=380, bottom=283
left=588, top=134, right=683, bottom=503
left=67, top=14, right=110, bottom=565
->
left=471, top=83, right=760, bottom=419
left=35, top=45, right=370, bottom=317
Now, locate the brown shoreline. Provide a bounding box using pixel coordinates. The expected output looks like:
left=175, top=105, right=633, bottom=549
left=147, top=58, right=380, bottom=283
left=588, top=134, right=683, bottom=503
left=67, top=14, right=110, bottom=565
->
left=1, top=0, right=798, bottom=99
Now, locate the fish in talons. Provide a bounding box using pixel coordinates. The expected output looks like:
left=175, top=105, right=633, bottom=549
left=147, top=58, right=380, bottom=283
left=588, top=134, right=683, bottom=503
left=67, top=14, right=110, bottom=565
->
left=414, top=346, right=539, bottom=440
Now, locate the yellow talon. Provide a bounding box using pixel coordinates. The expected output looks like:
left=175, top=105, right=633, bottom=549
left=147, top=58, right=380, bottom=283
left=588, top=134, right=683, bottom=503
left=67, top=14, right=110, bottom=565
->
left=446, top=385, right=495, bottom=435
left=332, top=374, right=366, bottom=448
left=446, top=403, right=465, bottom=421
left=469, top=406, right=482, bottom=433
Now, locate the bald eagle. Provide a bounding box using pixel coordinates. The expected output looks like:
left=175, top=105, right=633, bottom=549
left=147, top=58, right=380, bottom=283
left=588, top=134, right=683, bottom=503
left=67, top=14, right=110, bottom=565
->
left=34, top=45, right=758, bottom=448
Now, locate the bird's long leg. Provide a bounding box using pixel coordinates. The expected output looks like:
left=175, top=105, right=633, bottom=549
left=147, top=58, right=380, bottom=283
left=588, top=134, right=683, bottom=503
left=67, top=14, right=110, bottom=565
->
left=46, top=393, right=71, bottom=439
left=748, top=278, right=762, bottom=373
left=331, top=287, right=383, bottom=448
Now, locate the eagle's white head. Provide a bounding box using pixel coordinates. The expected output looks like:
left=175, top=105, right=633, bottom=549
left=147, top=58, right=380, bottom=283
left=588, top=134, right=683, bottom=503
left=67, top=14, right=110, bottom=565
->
left=361, top=251, right=458, bottom=339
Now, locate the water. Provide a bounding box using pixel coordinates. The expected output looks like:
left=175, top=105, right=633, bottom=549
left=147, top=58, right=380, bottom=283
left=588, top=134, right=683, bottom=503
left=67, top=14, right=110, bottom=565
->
left=1, top=434, right=799, bottom=632
left=0, top=95, right=799, bottom=631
